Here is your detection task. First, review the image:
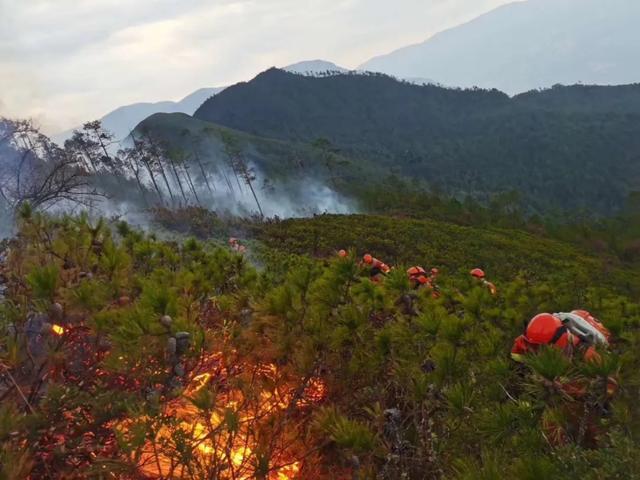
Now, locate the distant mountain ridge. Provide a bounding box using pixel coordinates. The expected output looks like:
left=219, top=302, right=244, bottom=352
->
left=52, top=87, right=224, bottom=145
left=53, top=60, right=350, bottom=146
left=360, top=0, right=640, bottom=94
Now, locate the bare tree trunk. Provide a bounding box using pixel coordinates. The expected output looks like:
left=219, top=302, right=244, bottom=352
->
left=246, top=178, right=264, bottom=218
left=182, top=163, right=201, bottom=205
left=221, top=167, right=235, bottom=196
left=81, top=145, right=99, bottom=174
left=157, top=161, right=176, bottom=206
left=141, top=160, right=164, bottom=205
left=230, top=157, right=244, bottom=192
left=96, top=135, right=111, bottom=162
left=126, top=157, right=149, bottom=206
left=194, top=150, right=215, bottom=193
left=168, top=157, right=188, bottom=204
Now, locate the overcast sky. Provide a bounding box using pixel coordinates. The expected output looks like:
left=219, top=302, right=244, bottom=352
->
left=0, top=0, right=513, bottom=134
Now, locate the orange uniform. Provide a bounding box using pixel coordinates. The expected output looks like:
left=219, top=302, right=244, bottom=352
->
left=407, top=266, right=429, bottom=286
left=511, top=311, right=609, bottom=363
left=470, top=268, right=497, bottom=295
left=407, top=266, right=441, bottom=298
left=229, top=237, right=246, bottom=254
left=513, top=311, right=617, bottom=447
left=363, top=254, right=391, bottom=282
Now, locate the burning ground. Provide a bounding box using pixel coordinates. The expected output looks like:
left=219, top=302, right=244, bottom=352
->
left=0, top=213, right=336, bottom=479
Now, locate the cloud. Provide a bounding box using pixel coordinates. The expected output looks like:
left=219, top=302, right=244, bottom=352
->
left=0, top=0, right=512, bottom=134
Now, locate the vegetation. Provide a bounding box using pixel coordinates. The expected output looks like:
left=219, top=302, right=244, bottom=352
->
left=1, top=208, right=640, bottom=479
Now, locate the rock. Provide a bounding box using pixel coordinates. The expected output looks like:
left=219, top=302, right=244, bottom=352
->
left=50, top=302, right=63, bottom=320
left=174, top=332, right=191, bottom=355
left=240, top=308, right=252, bottom=324
left=160, top=315, right=173, bottom=328
left=173, top=363, right=185, bottom=377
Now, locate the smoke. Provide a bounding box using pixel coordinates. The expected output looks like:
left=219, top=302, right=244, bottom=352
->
left=0, top=134, right=357, bottom=240
left=189, top=165, right=355, bottom=218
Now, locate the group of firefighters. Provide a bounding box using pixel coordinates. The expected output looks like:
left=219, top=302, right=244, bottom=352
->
left=230, top=239, right=612, bottom=372
left=228, top=238, right=616, bottom=441
left=340, top=249, right=497, bottom=298
left=337, top=249, right=612, bottom=370
left=226, top=236, right=616, bottom=442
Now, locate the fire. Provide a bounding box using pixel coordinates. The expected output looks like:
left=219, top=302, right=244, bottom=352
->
left=51, top=324, right=65, bottom=335
left=277, top=462, right=301, bottom=480
left=126, top=354, right=326, bottom=479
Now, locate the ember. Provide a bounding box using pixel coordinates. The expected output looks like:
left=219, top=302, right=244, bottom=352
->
left=51, top=324, right=65, bottom=335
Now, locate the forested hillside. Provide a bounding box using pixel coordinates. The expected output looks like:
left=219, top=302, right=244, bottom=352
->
left=193, top=69, right=640, bottom=214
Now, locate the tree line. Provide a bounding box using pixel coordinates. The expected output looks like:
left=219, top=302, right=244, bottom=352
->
left=0, top=117, right=265, bottom=218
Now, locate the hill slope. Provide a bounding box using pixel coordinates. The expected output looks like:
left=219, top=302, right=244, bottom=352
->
left=193, top=68, right=640, bottom=214
left=360, top=0, right=640, bottom=94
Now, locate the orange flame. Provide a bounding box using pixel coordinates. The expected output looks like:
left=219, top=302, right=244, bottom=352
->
left=52, top=324, right=65, bottom=335
left=125, top=355, right=325, bottom=479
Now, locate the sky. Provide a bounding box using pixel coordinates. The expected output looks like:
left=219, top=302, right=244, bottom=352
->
left=0, top=0, right=513, bottom=134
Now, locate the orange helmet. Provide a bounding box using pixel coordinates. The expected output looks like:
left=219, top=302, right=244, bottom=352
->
left=407, top=266, right=426, bottom=276
left=363, top=254, right=373, bottom=264
left=525, top=313, right=570, bottom=346
left=338, top=249, right=347, bottom=258
left=470, top=268, right=485, bottom=279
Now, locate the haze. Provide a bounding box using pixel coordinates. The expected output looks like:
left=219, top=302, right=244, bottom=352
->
left=0, top=0, right=513, bottom=134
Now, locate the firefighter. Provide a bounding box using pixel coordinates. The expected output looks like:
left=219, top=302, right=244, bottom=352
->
left=407, top=266, right=429, bottom=289
left=229, top=237, right=246, bottom=254
left=362, top=254, right=391, bottom=283
left=407, top=266, right=441, bottom=298
left=511, top=311, right=610, bottom=363
left=470, top=268, right=497, bottom=296
left=511, top=311, right=616, bottom=447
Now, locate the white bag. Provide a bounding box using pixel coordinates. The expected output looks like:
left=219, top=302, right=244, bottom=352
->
left=554, top=312, right=608, bottom=346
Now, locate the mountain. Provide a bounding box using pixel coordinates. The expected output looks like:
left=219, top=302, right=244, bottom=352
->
left=360, top=0, right=640, bottom=94
left=193, top=68, right=640, bottom=214
left=52, top=87, right=225, bottom=145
